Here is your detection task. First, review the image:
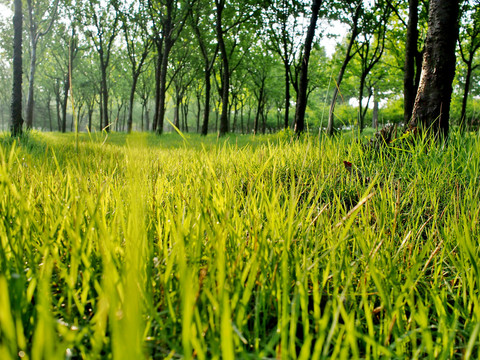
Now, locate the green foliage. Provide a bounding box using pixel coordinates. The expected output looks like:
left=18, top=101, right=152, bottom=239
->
left=0, top=131, right=480, bottom=358
left=379, top=98, right=404, bottom=125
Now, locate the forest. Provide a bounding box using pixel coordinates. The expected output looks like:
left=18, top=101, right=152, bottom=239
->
left=0, top=0, right=479, bottom=136
left=1, top=0, right=480, bottom=359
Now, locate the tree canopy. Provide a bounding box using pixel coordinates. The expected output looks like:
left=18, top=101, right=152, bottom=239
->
left=0, top=0, right=477, bottom=135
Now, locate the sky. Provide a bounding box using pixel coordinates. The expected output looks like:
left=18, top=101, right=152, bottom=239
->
left=0, top=4, right=11, bottom=19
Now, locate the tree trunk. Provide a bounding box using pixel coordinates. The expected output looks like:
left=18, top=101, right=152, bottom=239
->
left=99, top=92, right=103, bottom=131
left=326, top=4, right=361, bottom=136
left=55, top=83, right=61, bottom=131
left=201, top=67, right=212, bottom=135
left=47, top=95, right=53, bottom=131
left=156, top=42, right=171, bottom=134
left=216, top=0, right=230, bottom=136
left=404, top=0, right=419, bottom=124
left=61, top=74, right=69, bottom=133
left=127, top=74, right=139, bottom=133
left=409, top=0, right=460, bottom=140
left=88, top=101, right=93, bottom=132
left=100, top=63, right=110, bottom=131
left=174, top=90, right=181, bottom=129
left=460, top=61, right=473, bottom=131
left=196, top=92, right=201, bottom=133
left=294, top=0, right=322, bottom=134
left=357, top=73, right=366, bottom=130
left=153, top=52, right=161, bottom=132
left=284, top=59, right=290, bottom=129
left=10, top=0, right=23, bottom=137
left=372, top=88, right=379, bottom=129
left=25, top=38, right=37, bottom=129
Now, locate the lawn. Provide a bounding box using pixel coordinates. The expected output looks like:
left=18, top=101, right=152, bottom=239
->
left=0, top=130, right=479, bottom=359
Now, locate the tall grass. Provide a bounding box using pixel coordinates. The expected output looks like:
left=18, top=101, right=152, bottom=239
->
left=0, top=130, right=479, bottom=359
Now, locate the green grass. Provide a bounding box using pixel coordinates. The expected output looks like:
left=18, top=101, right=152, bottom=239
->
left=0, top=130, right=479, bottom=359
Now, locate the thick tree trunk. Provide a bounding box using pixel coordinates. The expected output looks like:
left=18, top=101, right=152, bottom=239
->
left=294, top=0, right=322, bottom=134
left=404, top=0, right=419, bottom=124
left=11, top=0, right=23, bottom=137
left=409, top=0, right=460, bottom=140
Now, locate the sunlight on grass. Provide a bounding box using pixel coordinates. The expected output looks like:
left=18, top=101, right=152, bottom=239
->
left=0, top=130, right=479, bottom=358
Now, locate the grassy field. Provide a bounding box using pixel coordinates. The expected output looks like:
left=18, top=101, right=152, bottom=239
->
left=0, top=130, right=479, bottom=359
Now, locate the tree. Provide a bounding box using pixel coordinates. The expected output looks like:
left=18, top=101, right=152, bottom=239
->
left=120, top=2, right=152, bottom=133
left=215, top=0, right=263, bottom=136
left=25, top=0, right=58, bottom=129
left=409, top=0, right=460, bottom=140
left=190, top=0, right=218, bottom=135
left=10, top=0, right=23, bottom=136
left=326, top=0, right=362, bottom=135
left=83, top=0, right=120, bottom=132
left=293, top=0, right=322, bottom=134
left=353, top=0, right=390, bottom=131
left=148, top=0, right=193, bottom=134
left=265, top=0, right=304, bottom=129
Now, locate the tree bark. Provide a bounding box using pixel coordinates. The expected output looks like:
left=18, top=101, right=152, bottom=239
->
left=100, top=62, right=110, bottom=131
left=409, top=0, right=460, bottom=140
left=216, top=0, right=230, bottom=136
left=201, top=65, right=212, bottom=135
left=404, top=0, right=419, bottom=124
left=294, top=0, right=322, bottom=134
left=10, top=0, right=23, bottom=137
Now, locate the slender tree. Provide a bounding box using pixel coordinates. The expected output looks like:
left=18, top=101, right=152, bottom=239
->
left=120, top=2, right=152, bottom=133
left=265, top=0, right=303, bottom=129
left=149, top=0, right=193, bottom=134
left=25, top=0, right=58, bottom=129
left=11, top=0, right=23, bottom=136
left=83, top=0, right=120, bottom=132
left=354, top=0, right=390, bottom=131
left=294, top=0, right=322, bottom=134
left=326, top=0, right=362, bottom=136
left=215, top=0, right=263, bottom=136
left=409, top=0, right=460, bottom=140
left=190, top=1, right=218, bottom=135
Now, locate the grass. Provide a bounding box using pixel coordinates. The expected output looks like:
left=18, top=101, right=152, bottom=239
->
left=0, top=129, right=479, bottom=359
